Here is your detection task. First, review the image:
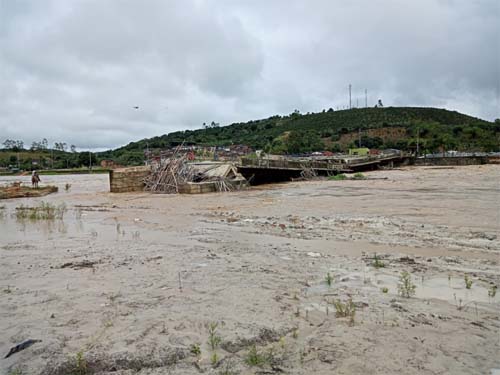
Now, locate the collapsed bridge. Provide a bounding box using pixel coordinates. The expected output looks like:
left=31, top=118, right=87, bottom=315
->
left=237, top=153, right=412, bottom=184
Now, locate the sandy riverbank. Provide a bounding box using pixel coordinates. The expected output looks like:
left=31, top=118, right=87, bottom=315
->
left=1, top=165, right=499, bottom=374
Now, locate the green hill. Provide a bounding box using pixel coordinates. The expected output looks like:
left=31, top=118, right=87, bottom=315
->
left=102, top=107, right=499, bottom=163
left=3, top=107, right=497, bottom=170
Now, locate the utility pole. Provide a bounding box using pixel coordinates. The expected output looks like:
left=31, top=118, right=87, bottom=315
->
left=358, top=128, right=362, bottom=148
left=349, top=84, right=352, bottom=109
left=365, top=89, right=368, bottom=108
left=356, top=98, right=359, bottom=108
left=89, top=150, right=92, bottom=171
left=416, top=128, right=420, bottom=156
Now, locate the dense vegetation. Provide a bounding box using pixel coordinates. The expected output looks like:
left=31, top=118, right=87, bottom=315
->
left=108, top=107, right=500, bottom=159
left=0, top=149, right=97, bottom=171
left=1, top=107, right=499, bottom=170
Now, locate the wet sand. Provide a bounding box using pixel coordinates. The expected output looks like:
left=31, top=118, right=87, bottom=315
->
left=1, top=166, right=499, bottom=374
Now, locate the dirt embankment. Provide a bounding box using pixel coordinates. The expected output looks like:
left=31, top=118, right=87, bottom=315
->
left=0, top=184, right=58, bottom=199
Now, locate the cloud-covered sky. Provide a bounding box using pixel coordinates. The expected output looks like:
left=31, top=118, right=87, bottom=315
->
left=1, top=0, right=499, bottom=150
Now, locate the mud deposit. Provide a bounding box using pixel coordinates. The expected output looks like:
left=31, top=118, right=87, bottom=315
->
left=1, top=166, right=499, bottom=374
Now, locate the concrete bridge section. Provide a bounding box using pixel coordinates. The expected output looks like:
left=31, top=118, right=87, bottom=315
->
left=238, top=154, right=412, bottom=184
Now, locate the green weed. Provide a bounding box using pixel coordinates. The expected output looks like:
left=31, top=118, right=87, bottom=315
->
left=208, top=322, right=222, bottom=366
left=190, top=343, right=201, bottom=357
left=397, top=271, right=416, bottom=298
left=245, top=344, right=267, bottom=367
left=381, top=287, right=389, bottom=293
left=353, top=172, right=366, bottom=180
left=488, top=285, right=497, bottom=299
left=372, top=253, right=386, bottom=268
left=208, top=322, right=221, bottom=351
left=332, top=298, right=356, bottom=325
left=325, top=272, right=333, bottom=286
left=72, top=351, right=88, bottom=375
left=464, top=275, right=473, bottom=289
left=211, top=352, right=218, bottom=366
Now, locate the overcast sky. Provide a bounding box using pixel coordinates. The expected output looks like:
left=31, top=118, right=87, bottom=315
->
left=1, top=0, right=499, bottom=150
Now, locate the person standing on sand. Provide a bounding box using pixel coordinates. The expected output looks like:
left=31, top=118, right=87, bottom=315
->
left=31, top=170, right=40, bottom=188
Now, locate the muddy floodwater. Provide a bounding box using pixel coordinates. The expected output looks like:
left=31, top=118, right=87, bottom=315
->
left=1, top=166, right=499, bottom=374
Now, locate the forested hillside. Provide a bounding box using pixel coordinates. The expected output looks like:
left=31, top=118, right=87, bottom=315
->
left=2, top=107, right=498, bottom=169
left=104, top=107, right=499, bottom=163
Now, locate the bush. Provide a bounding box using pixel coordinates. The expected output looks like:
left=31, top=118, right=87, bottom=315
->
left=329, top=173, right=347, bottom=181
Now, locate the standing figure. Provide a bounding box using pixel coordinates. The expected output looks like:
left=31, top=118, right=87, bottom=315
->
left=31, top=170, right=41, bottom=188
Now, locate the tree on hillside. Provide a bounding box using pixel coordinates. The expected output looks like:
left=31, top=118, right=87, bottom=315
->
left=54, top=142, right=67, bottom=151
left=2, top=139, right=24, bottom=151
left=31, top=141, right=41, bottom=150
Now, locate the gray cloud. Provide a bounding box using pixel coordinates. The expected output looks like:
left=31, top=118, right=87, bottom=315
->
left=0, top=0, right=498, bottom=150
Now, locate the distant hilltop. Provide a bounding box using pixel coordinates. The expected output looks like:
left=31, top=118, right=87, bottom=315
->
left=107, top=107, right=499, bottom=157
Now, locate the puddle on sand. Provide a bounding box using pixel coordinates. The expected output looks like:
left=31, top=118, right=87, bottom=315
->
left=372, top=273, right=494, bottom=304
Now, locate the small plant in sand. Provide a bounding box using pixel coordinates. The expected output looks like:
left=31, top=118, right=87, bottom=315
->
left=218, top=359, right=238, bottom=375
left=208, top=322, right=221, bottom=365
left=372, top=253, right=386, bottom=269
left=8, top=369, right=23, bottom=375
left=397, top=271, right=416, bottom=298
left=381, top=287, right=389, bottom=294
left=72, top=350, right=88, bottom=375
left=190, top=343, right=201, bottom=357
left=3, top=285, right=12, bottom=294
left=245, top=344, right=268, bottom=367
left=325, top=272, right=333, bottom=287
left=488, top=285, right=497, bottom=299
left=333, top=298, right=356, bottom=325
left=292, top=328, right=298, bottom=339
left=453, top=293, right=471, bottom=311
left=210, top=352, right=218, bottom=366
left=464, top=275, right=473, bottom=289
left=65, top=183, right=72, bottom=191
